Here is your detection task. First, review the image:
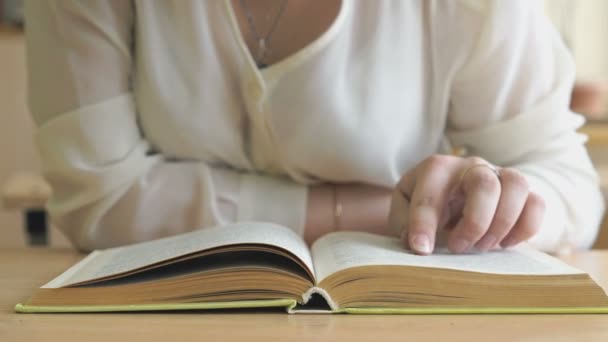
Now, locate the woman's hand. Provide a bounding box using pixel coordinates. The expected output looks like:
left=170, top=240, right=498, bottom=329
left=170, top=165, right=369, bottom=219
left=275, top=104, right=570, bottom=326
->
left=389, top=155, right=546, bottom=255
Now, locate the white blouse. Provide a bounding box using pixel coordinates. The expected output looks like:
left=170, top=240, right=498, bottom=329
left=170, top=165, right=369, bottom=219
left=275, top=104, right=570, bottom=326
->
left=24, top=0, right=604, bottom=252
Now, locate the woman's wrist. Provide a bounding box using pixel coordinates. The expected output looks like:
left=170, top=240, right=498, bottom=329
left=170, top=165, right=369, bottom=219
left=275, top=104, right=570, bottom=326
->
left=304, top=183, right=393, bottom=244
left=304, top=184, right=335, bottom=244
left=339, top=184, right=392, bottom=235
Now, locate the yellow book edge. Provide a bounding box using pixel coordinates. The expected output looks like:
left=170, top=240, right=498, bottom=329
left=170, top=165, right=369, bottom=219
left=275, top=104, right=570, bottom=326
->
left=342, top=307, right=608, bottom=314
left=15, top=300, right=608, bottom=314
left=15, top=299, right=298, bottom=313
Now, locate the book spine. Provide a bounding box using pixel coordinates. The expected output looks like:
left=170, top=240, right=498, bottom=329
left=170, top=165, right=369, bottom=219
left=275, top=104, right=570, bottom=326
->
left=287, top=287, right=339, bottom=314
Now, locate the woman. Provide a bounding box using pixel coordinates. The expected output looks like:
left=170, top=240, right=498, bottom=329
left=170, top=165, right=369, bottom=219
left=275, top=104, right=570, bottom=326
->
left=24, top=0, right=604, bottom=254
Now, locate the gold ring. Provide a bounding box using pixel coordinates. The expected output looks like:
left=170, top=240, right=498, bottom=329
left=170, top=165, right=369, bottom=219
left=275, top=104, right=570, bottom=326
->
left=460, top=163, right=500, bottom=183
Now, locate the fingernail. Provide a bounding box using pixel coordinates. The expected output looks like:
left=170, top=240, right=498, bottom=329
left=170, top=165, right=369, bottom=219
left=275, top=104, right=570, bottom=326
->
left=476, top=234, right=497, bottom=251
left=451, top=237, right=470, bottom=253
left=411, top=234, right=432, bottom=255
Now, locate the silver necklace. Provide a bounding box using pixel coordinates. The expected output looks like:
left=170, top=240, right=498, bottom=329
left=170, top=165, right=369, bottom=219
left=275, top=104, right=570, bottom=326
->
left=239, top=0, right=288, bottom=68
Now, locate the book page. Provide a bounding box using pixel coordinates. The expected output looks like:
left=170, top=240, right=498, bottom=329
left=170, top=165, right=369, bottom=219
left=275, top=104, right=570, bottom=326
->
left=44, top=222, right=313, bottom=288
left=311, top=232, right=584, bottom=283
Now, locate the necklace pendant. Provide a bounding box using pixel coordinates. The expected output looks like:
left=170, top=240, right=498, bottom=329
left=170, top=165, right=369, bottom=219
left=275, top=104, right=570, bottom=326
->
left=257, top=38, right=267, bottom=62
left=259, top=38, right=267, bottom=52
left=240, top=0, right=288, bottom=68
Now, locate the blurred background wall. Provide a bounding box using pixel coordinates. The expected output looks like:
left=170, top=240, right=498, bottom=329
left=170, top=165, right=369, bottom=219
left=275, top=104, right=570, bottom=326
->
left=546, top=0, right=608, bottom=117
left=1, top=0, right=68, bottom=247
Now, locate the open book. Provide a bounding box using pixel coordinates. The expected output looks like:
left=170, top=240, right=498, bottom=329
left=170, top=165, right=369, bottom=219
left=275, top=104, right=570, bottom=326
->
left=15, top=222, right=608, bottom=314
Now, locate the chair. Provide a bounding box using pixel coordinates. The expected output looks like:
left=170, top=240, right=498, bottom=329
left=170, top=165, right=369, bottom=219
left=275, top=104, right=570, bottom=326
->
left=1, top=172, right=51, bottom=246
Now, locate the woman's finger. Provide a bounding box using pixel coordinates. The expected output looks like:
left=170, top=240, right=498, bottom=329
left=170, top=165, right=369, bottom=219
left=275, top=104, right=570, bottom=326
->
left=405, top=156, right=457, bottom=255
left=387, top=188, right=410, bottom=237
left=449, top=164, right=501, bottom=253
left=475, top=168, right=529, bottom=251
left=393, top=166, right=417, bottom=235
left=500, top=192, right=545, bottom=248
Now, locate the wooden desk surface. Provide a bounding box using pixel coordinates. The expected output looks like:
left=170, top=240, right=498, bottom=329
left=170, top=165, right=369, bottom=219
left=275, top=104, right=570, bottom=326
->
left=2, top=248, right=608, bottom=342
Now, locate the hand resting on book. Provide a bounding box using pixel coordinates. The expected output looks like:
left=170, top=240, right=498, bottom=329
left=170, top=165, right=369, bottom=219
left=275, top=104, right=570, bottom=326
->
left=389, top=155, right=545, bottom=256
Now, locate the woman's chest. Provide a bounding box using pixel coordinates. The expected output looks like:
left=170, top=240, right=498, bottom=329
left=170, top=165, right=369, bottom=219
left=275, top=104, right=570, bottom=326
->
left=132, top=1, right=449, bottom=183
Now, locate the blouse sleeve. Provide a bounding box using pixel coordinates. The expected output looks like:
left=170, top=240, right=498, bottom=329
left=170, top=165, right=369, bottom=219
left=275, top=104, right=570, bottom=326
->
left=24, top=0, right=307, bottom=251
left=446, top=0, right=605, bottom=252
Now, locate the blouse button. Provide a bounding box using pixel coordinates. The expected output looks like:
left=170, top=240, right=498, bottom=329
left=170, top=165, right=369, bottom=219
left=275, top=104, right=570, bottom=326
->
left=247, top=81, right=262, bottom=98
left=251, top=88, right=262, bottom=99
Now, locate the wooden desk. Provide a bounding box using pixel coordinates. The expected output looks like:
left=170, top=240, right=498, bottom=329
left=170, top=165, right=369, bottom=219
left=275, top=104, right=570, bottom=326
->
left=593, top=165, right=608, bottom=249
left=2, top=248, right=608, bottom=342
